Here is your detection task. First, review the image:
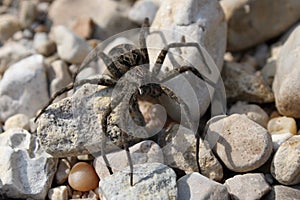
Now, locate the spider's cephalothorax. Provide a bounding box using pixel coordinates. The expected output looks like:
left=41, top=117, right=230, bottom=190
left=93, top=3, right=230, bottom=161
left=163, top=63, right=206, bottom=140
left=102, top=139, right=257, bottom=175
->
left=35, top=18, right=215, bottom=186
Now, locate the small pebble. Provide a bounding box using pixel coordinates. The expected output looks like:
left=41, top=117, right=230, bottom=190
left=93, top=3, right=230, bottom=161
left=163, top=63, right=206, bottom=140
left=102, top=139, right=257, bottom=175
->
left=271, top=135, right=300, bottom=185
left=71, top=15, right=95, bottom=39
left=19, top=0, right=37, bottom=28
left=33, top=32, right=56, bottom=56
left=267, top=116, right=297, bottom=135
left=48, top=186, right=68, bottom=200
left=55, top=158, right=71, bottom=185
left=68, top=162, right=99, bottom=192
left=0, top=14, right=21, bottom=42
left=4, top=113, right=30, bottom=131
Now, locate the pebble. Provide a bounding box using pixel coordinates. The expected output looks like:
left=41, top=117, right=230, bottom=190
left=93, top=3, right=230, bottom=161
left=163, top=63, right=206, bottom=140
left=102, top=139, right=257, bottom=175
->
left=271, top=135, right=300, bottom=185
left=229, top=101, right=269, bottom=128
left=224, top=173, right=271, bottom=200
left=0, top=14, right=21, bottom=42
left=177, top=173, right=229, bottom=200
left=0, top=54, right=49, bottom=121
left=158, top=124, right=223, bottom=181
left=94, top=140, right=164, bottom=179
left=221, top=0, right=300, bottom=51
left=128, top=0, right=158, bottom=24
left=51, top=25, right=91, bottom=64
left=48, top=186, right=69, bottom=200
left=222, top=61, right=274, bottom=103
left=4, top=113, right=30, bottom=131
left=19, top=0, right=37, bottom=28
left=273, top=24, right=300, bottom=118
left=68, top=162, right=99, bottom=192
left=33, top=32, right=56, bottom=56
left=48, top=60, right=72, bottom=101
left=206, top=114, right=273, bottom=172
left=55, top=158, right=71, bottom=185
left=99, top=163, right=177, bottom=200
left=263, top=185, right=300, bottom=200
left=48, top=0, right=135, bottom=39
left=71, top=15, right=95, bottom=39
left=271, top=132, right=294, bottom=151
left=0, top=128, right=58, bottom=199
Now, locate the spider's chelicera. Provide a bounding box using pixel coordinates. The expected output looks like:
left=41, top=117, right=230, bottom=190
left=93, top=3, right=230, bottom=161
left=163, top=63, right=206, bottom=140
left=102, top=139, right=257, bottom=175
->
left=35, top=18, right=215, bottom=186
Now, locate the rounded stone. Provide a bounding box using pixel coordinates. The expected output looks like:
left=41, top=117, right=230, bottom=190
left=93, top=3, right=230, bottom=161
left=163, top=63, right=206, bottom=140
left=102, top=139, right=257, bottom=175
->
left=68, top=162, right=99, bottom=192
left=4, top=113, right=30, bottom=131
left=206, top=114, right=273, bottom=172
left=0, top=14, right=21, bottom=42
left=267, top=116, right=297, bottom=135
left=271, top=135, right=300, bottom=185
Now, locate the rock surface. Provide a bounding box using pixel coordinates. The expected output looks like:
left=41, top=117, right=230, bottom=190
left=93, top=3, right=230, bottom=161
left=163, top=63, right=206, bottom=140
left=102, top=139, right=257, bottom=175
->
left=0, top=128, right=58, bottom=199
left=177, top=173, right=229, bottom=200
left=148, top=0, right=227, bottom=119
left=158, top=124, right=223, bottom=181
left=221, top=0, right=300, bottom=51
left=273, top=25, right=300, bottom=118
left=51, top=25, right=91, bottom=64
left=94, top=140, right=164, bottom=179
left=4, top=113, right=30, bottom=131
left=129, top=0, right=158, bottom=24
left=48, top=186, right=69, bottom=200
left=271, top=135, right=300, bottom=185
left=0, top=54, right=49, bottom=121
left=229, top=101, right=269, bottom=128
left=206, top=114, right=273, bottom=172
left=222, top=61, right=274, bottom=103
left=99, top=163, right=177, bottom=200
left=225, top=173, right=271, bottom=200
left=263, top=185, right=300, bottom=200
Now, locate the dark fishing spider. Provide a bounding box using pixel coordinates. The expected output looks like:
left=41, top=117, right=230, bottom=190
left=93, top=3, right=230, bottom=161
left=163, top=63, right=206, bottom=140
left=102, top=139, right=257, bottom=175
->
left=35, top=18, right=215, bottom=186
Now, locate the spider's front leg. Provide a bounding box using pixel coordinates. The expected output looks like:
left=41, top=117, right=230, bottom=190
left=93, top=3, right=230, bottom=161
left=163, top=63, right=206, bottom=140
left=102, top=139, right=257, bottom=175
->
left=34, top=76, right=116, bottom=122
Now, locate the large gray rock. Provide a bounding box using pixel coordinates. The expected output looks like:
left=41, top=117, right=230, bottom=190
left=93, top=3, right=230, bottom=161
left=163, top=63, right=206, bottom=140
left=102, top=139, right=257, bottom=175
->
left=221, top=0, right=300, bottom=51
left=271, top=135, right=300, bottom=185
left=158, top=124, right=223, bottom=181
left=36, top=83, right=142, bottom=157
left=177, top=173, right=229, bottom=200
left=99, top=163, right=177, bottom=200
left=94, top=140, right=164, bottom=179
left=206, top=114, right=273, bottom=172
left=273, top=25, right=300, bottom=118
left=148, top=0, right=227, bottom=119
left=225, top=173, right=271, bottom=200
left=0, top=54, right=49, bottom=121
left=0, top=128, right=58, bottom=199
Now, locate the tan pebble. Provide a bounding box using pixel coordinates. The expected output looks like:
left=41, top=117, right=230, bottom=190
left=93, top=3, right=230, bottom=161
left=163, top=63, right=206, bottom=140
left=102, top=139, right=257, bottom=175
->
left=48, top=186, right=68, bottom=200
left=68, top=162, right=99, bottom=192
left=4, top=113, right=30, bottom=131
left=267, top=116, right=297, bottom=135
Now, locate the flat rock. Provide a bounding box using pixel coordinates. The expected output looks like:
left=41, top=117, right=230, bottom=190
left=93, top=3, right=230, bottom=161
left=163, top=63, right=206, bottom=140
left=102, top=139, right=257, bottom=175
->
left=273, top=25, right=300, bottom=118
left=221, top=0, right=300, bottom=51
left=148, top=0, right=227, bottom=119
left=229, top=101, right=269, bottom=128
left=158, top=124, right=223, bottom=181
left=0, top=128, right=58, bottom=199
left=0, top=54, right=49, bottom=121
left=271, top=135, right=300, bottom=185
left=51, top=25, right=91, bottom=64
left=206, top=114, right=273, bottom=172
left=94, top=140, right=164, bottom=179
left=222, top=61, right=274, bottom=103
left=99, top=163, right=177, bottom=200
left=225, top=173, right=271, bottom=200
left=177, top=172, right=229, bottom=200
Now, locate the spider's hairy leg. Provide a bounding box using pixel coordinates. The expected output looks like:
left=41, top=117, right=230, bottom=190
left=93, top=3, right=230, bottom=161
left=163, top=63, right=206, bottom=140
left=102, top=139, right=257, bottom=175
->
left=139, top=18, right=150, bottom=64
left=159, top=85, right=202, bottom=173
left=152, top=42, right=212, bottom=76
left=159, top=66, right=216, bottom=88
left=34, top=77, right=116, bottom=122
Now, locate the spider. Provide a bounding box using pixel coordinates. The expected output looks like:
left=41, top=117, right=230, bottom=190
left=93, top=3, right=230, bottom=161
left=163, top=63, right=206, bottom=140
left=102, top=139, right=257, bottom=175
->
left=35, top=18, right=215, bottom=186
